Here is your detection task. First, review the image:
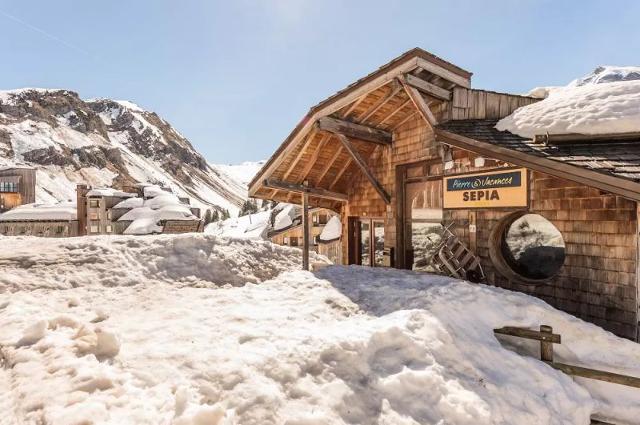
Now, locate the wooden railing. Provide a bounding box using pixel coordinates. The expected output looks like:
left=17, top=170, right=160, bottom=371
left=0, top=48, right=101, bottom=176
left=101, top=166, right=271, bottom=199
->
left=493, top=325, right=640, bottom=389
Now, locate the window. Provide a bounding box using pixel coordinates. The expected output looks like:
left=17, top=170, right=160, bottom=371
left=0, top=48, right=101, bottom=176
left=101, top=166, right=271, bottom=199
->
left=0, top=181, right=18, bottom=192
left=90, top=225, right=99, bottom=233
left=490, top=212, right=565, bottom=282
left=289, top=237, right=299, bottom=247
left=349, top=218, right=385, bottom=267
left=107, top=210, right=112, bottom=220
left=106, top=225, right=112, bottom=233
left=89, top=199, right=100, bottom=208
left=283, top=237, right=289, bottom=245
left=89, top=213, right=99, bottom=220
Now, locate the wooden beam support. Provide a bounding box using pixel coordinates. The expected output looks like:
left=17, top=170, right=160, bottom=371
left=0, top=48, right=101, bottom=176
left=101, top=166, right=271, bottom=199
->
left=302, top=183, right=310, bottom=271
left=336, top=134, right=390, bottom=204
left=263, top=179, right=348, bottom=202
left=403, top=73, right=452, bottom=101
left=341, top=94, right=367, bottom=118
left=399, top=76, right=437, bottom=127
left=357, top=80, right=402, bottom=123
left=391, top=110, right=418, bottom=131
left=317, top=116, right=392, bottom=146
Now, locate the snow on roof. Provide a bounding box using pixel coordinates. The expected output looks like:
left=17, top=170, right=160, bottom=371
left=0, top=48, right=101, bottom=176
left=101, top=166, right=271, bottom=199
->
left=273, top=204, right=298, bottom=231
left=86, top=187, right=136, bottom=198
left=205, top=210, right=271, bottom=239
left=119, top=193, right=197, bottom=234
left=143, top=185, right=170, bottom=199
left=0, top=202, right=77, bottom=221
left=113, top=197, right=144, bottom=209
left=497, top=66, right=640, bottom=138
left=144, top=194, right=183, bottom=210
left=319, top=216, right=342, bottom=241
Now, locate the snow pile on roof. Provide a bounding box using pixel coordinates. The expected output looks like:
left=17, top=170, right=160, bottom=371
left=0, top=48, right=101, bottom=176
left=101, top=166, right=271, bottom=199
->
left=273, top=204, right=298, bottom=231
left=142, top=184, right=170, bottom=199
left=117, top=190, right=197, bottom=235
left=0, top=202, right=77, bottom=221
left=86, top=187, right=135, bottom=198
left=0, top=235, right=638, bottom=424
left=205, top=210, right=271, bottom=239
left=112, top=197, right=144, bottom=209
left=497, top=65, right=640, bottom=138
left=319, top=215, right=342, bottom=241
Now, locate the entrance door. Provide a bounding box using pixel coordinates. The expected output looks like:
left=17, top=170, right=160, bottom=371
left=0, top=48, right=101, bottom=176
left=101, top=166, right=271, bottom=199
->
left=398, top=160, right=444, bottom=271
left=348, top=217, right=385, bottom=266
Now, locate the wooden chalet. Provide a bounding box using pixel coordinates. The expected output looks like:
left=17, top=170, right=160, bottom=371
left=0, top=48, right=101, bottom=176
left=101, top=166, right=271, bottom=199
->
left=249, top=48, right=640, bottom=340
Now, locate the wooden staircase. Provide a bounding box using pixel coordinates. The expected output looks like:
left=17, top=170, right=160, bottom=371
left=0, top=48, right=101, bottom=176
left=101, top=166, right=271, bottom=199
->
left=430, top=223, right=485, bottom=283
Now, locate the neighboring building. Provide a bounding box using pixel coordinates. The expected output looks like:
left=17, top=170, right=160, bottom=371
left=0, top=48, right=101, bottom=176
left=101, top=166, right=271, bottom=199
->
left=268, top=206, right=336, bottom=249
left=0, top=167, right=36, bottom=212
left=0, top=202, right=78, bottom=237
left=84, top=187, right=137, bottom=235
left=249, top=48, right=640, bottom=340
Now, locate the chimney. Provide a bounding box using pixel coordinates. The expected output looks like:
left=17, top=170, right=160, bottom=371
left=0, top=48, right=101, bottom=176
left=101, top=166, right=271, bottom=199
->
left=76, top=184, right=89, bottom=236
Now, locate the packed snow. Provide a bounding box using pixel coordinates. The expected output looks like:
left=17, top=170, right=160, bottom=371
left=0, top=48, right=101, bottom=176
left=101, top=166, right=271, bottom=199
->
left=205, top=210, right=272, bottom=239
left=0, top=201, right=77, bottom=221
left=497, top=65, right=640, bottom=138
left=1, top=235, right=640, bottom=424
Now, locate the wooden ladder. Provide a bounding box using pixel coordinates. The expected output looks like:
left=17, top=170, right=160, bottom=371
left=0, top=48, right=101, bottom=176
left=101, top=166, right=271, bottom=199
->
left=430, top=223, right=485, bottom=283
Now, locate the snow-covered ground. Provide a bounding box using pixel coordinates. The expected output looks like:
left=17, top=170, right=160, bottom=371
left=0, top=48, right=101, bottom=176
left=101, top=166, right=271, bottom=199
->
left=1, top=235, right=640, bottom=424
left=210, top=161, right=265, bottom=188
left=498, top=65, right=640, bottom=137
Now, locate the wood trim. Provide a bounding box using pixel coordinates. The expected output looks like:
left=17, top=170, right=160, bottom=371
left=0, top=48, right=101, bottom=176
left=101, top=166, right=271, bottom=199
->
left=329, top=158, right=352, bottom=190
left=302, top=187, right=310, bottom=270
left=263, top=179, right=348, bottom=201
left=336, top=134, right=391, bottom=204
left=318, top=116, right=392, bottom=145
left=391, top=110, right=418, bottom=130
left=404, top=73, right=451, bottom=101
left=436, top=129, right=640, bottom=201
left=297, top=133, right=331, bottom=184
left=416, top=57, right=471, bottom=88
left=400, top=76, right=437, bottom=127
left=379, top=98, right=412, bottom=126
left=357, top=80, right=402, bottom=123
left=316, top=145, right=343, bottom=186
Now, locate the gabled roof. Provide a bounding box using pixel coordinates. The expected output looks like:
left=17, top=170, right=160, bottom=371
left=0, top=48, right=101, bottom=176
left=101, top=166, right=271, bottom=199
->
left=436, top=119, right=640, bottom=200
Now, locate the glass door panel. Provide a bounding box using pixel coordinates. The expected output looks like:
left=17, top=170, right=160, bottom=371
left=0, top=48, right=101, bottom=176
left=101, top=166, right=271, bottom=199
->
left=373, top=221, right=385, bottom=267
left=405, top=179, right=443, bottom=272
left=359, top=221, right=371, bottom=266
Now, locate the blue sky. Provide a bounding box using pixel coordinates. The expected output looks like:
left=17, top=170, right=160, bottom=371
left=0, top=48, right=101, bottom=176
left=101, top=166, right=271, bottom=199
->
left=0, top=1, right=638, bottom=164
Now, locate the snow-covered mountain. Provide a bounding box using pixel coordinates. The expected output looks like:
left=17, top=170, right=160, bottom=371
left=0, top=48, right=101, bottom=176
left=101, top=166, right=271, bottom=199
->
left=210, top=160, right=265, bottom=187
left=0, top=88, right=246, bottom=214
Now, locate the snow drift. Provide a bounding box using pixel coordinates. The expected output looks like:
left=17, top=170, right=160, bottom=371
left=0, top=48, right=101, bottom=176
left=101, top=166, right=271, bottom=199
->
left=497, top=65, right=640, bottom=138
left=1, top=235, right=640, bottom=424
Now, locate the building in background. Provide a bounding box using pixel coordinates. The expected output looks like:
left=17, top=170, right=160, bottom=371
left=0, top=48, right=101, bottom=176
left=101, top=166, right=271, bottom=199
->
left=0, top=202, right=78, bottom=237
left=0, top=167, right=36, bottom=212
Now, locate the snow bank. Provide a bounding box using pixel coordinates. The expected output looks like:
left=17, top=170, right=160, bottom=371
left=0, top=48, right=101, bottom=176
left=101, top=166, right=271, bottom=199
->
left=0, top=234, right=317, bottom=292
left=497, top=66, right=640, bottom=138
left=0, top=202, right=77, bottom=221
left=205, top=210, right=271, bottom=239
left=1, top=234, right=639, bottom=424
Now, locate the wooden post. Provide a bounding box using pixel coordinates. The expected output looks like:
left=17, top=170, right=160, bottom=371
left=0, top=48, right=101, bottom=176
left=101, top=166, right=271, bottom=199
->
left=302, top=181, right=310, bottom=271
left=540, top=325, right=554, bottom=362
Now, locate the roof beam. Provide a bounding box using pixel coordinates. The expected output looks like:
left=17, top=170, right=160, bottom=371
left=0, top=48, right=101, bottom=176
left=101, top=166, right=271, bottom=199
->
left=329, top=158, right=352, bottom=190
left=400, top=76, right=437, bottom=127
left=316, top=145, right=343, bottom=186
left=403, top=73, right=452, bottom=101
left=436, top=129, right=640, bottom=202
left=282, top=130, right=319, bottom=180
left=336, top=134, right=390, bottom=204
left=379, top=98, right=412, bottom=126
left=297, top=134, right=331, bottom=184
left=318, top=116, right=392, bottom=145
left=416, top=57, right=470, bottom=88
left=263, top=179, right=348, bottom=202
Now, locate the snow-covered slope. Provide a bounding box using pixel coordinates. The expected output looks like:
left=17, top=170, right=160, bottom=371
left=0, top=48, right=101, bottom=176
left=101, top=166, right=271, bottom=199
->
left=210, top=160, right=265, bottom=188
left=0, top=88, right=245, bottom=213
left=1, top=235, right=639, bottom=424
left=497, top=66, right=640, bottom=138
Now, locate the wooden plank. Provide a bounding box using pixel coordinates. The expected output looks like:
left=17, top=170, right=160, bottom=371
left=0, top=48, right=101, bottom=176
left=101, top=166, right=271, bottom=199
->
left=548, top=362, right=640, bottom=388
left=316, top=145, right=343, bottom=186
left=539, top=325, right=554, bottom=362
left=415, top=57, right=470, bottom=88
left=400, top=77, right=437, bottom=127
left=263, top=179, right=348, bottom=202
left=403, top=73, right=451, bottom=101
left=391, top=110, right=418, bottom=130
left=379, top=98, right=412, bottom=126
left=357, top=80, right=402, bottom=123
left=493, top=326, right=561, bottom=343
left=329, top=158, right=352, bottom=190
left=336, top=134, right=390, bottom=204
left=282, top=130, right=319, bottom=180
left=302, top=185, right=310, bottom=271
left=297, top=134, right=331, bottom=184
left=317, top=116, right=392, bottom=145
left=341, top=94, right=368, bottom=118
left=436, top=129, right=640, bottom=201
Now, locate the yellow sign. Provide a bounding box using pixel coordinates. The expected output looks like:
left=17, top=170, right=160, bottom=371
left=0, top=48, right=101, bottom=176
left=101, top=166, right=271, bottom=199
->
left=443, top=168, right=528, bottom=209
